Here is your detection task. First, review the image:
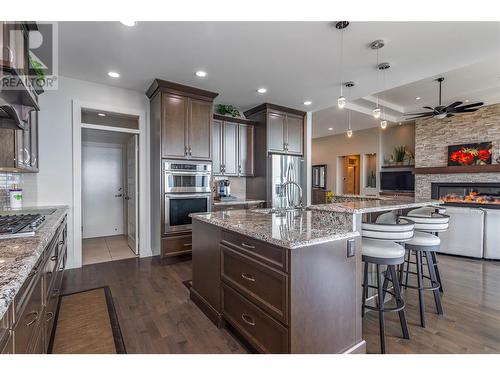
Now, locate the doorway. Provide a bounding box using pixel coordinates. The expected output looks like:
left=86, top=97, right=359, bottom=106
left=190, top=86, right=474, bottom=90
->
left=81, top=115, right=139, bottom=265
left=341, top=155, right=360, bottom=195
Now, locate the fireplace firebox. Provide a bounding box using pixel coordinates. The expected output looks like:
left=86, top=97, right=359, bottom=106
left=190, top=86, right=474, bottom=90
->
left=431, top=182, right=500, bottom=209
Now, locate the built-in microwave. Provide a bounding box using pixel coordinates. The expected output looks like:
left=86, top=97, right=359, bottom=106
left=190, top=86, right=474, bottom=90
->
left=164, top=160, right=212, bottom=193
left=164, top=193, right=211, bottom=233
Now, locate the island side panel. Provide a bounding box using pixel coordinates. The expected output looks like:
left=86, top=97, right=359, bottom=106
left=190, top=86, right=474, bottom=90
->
left=289, top=234, right=365, bottom=354
left=191, top=219, right=223, bottom=327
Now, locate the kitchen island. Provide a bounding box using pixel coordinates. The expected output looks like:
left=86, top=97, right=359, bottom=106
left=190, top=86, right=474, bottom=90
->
left=190, top=196, right=442, bottom=354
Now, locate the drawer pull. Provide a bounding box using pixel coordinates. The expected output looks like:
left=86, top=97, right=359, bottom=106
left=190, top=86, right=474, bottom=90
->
left=241, top=273, right=255, bottom=282
left=52, top=289, right=60, bottom=297
left=28, top=267, right=38, bottom=278
left=46, top=312, right=54, bottom=322
left=241, top=313, right=256, bottom=326
left=58, top=240, right=64, bottom=245
left=24, top=311, right=39, bottom=327
left=50, top=255, right=58, bottom=261
left=183, top=243, right=192, bottom=247
left=241, top=242, right=255, bottom=250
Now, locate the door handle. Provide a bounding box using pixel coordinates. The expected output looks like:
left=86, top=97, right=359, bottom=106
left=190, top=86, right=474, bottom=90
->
left=114, top=194, right=123, bottom=198
left=124, top=196, right=131, bottom=200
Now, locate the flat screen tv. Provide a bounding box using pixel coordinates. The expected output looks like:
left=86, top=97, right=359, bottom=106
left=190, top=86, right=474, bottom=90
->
left=380, top=171, right=415, bottom=192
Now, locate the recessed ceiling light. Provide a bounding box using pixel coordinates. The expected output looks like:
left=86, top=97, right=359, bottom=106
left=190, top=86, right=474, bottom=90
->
left=328, top=127, right=333, bottom=131
left=108, top=71, right=120, bottom=78
left=416, top=97, right=421, bottom=100
left=195, top=70, right=207, bottom=78
left=120, top=21, right=136, bottom=27
left=257, top=88, right=267, bottom=94
left=97, top=113, right=106, bottom=117
left=465, top=99, right=469, bottom=103
left=303, top=101, right=312, bottom=106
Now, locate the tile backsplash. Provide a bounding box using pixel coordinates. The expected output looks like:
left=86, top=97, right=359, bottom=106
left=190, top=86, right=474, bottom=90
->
left=0, top=173, right=22, bottom=209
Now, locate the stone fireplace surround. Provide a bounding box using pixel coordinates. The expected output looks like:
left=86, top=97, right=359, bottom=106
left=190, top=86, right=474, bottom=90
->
left=413, top=103, right=500, bottom=260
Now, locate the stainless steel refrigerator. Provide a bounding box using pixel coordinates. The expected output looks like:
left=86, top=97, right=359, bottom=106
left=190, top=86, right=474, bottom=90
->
left=269, top=154, right=305, bottom=209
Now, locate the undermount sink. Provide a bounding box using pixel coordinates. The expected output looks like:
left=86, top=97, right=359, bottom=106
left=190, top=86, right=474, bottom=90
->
left=251, top=207, right=305, bottom=215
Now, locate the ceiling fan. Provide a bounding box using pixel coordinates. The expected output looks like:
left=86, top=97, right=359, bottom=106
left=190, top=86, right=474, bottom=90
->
left=405, top=77, right=484, bottom=120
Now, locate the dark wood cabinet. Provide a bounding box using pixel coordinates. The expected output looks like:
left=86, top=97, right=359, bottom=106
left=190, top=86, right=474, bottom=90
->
left=161, top=94, right=188, bottom=159
left=0, top=103, right=39, bottom=172
left=212, top=115, right=255, bottom=177
left=188, top=99, right=212, bottom=160
left=244, top=104, right=305, bottom=156
left=148, top=79, right=218, bottom=162
left=238, top=124, right=254, bottom=176
left=191, top=219, right=365, bottom=354
left=0, top=216, right=67, bottom=354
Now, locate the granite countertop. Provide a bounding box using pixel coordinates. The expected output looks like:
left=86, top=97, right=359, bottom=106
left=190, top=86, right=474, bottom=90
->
left=0, top=206, right=69, bottom=320
left=191, top=209, right=357, bottom=249
left=309, top=198, right=443, bottom=214
left=213, top=198, right=266, bottom=206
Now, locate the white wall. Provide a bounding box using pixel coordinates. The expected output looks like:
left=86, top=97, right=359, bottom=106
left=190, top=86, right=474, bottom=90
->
left=312, top=127, right=381, bottom=196
left=23, top=76, right=149, bottom=269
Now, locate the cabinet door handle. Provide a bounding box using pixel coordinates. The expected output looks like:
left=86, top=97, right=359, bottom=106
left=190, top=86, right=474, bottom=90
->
left=240, top=242, right=255, bottom=250
left=188, top=147, right=192, bottom=156
left=28, top=267, right=38, bottom=278
left=50, top=255, right=57, bottom=261
left=241, top=313, right=256, bottom=326
left=24, top=311, right=39, bottom=327
left=183, top=243, right=192, bottom=247
left=46, top=312, right=54, bottom=322
left=184, top=146, right=188, bottom=155
left=58, top=240, right=64, bottom=246
left=241, top=273, right=255, bottom=282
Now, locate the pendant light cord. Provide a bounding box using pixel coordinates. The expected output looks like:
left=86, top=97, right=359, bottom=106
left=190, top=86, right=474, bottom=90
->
left=376, top=48, right=380, bottom=108
left=340, top=29, right=344, bottom=97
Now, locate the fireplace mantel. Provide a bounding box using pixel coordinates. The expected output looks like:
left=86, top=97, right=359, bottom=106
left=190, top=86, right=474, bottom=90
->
left=414, top=164, right=500, bottom=174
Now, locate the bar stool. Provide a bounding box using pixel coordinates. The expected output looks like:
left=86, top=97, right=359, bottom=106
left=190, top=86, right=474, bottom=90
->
left=407, top=206, right=447, bottom=292
left=399, top=212, right=450, bottom=327
left=361, top=218, right=414, bottom=353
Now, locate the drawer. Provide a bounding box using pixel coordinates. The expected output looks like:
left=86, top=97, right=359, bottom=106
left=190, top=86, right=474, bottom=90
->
left=222, top=284, right=288, bottom=354
left=162, top=233, right=192, bottom=256
left=221, top=231, right=288, bottom=272
left=221, top=245, right=288, bottom=324
left=14, top=273, right=43, bottom=354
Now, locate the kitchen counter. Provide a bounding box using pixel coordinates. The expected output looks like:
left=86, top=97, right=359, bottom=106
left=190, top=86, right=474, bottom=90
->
left=212, top=199, right=266, bottom=207
left=309, top=197, right=443, bottom=214
left=191, top=208, right=356, bottom=249
left=0, top=206, right=69, bottom=320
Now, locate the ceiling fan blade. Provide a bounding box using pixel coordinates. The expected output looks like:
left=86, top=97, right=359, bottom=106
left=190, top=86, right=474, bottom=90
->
left=423, top=106, right=435, bottom=111
left=457, top=102, right=484, bottom=110
left=406, top=114, right=433, bottom=120
left=405, top=111, right=435, bottom=116
left=455, top=108, right=480, bottom=113
left=446, top=101, right=463, bottom=108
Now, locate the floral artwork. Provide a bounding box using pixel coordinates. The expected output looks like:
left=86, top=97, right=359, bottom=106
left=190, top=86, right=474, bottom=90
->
left=448, top=142, right=492, bottom=166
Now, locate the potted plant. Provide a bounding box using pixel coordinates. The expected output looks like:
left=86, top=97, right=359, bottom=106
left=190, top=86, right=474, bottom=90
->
left=394, top=145, right=406, bottom=165
left=216, top=104, right=241, bottom=118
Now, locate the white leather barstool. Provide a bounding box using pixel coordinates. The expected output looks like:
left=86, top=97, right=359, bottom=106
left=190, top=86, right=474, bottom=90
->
left=407, top=206, right=447, bottom=292
left=361, top=218, right=414, bottom=354
left=399, top=212, right=450, bottom=328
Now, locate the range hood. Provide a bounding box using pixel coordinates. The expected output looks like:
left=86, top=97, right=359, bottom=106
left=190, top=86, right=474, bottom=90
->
left=0, top=83, right=39, bottom=130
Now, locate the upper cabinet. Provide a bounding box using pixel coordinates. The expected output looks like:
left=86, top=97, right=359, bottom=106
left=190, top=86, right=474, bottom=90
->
left=147, top=79, right=218, bottom=161
left=212, top=115, right=255, bottom=177
left=244, top=103, right=305, bottom=157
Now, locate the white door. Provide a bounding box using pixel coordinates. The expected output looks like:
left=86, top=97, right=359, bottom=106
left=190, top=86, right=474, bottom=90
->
left=82, top=143, right=124, bottom=238
left=126, top=135, right=139, bottom=254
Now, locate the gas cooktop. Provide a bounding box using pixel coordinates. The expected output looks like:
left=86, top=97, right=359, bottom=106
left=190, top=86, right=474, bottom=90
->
left=0, top=214, right=46, bottom=239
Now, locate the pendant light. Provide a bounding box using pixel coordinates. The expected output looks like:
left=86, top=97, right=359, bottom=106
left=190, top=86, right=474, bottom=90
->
left=336, top=21, right=349, bottom=109
left=344, top=81, right=355, bottom=137
left=370, top=40, right=385, bottom=119
left=378, top=62, right=390, bottom=129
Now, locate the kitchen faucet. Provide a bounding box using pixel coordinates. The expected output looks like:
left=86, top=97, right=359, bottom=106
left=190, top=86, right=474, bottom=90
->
left=279, top=180, right=303, bottom=210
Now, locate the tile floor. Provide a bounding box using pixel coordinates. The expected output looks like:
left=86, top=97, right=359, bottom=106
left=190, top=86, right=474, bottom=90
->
left=82, top=235, right=136, bottom=265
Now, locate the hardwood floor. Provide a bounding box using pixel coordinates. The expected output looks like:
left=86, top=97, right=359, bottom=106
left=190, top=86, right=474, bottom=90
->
left=363, top=254, right=500, bottom=354
left=62, top=254, right=500, bottom=354
left=62, top=257, right=246, bottom=354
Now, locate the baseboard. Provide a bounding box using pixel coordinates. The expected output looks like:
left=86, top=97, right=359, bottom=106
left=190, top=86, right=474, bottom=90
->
left=190, top=288, right=223, bottom=328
